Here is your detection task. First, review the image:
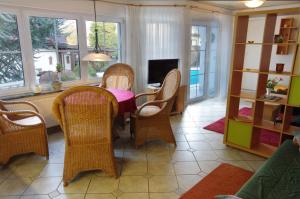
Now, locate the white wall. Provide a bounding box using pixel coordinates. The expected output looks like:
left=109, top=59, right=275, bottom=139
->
left=241, top=13, right=300, bottom=91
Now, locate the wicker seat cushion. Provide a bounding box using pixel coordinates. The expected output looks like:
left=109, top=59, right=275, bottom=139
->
left=13, top=116, right=42, bottom=126
left=139, top=105, right=161, bottom=116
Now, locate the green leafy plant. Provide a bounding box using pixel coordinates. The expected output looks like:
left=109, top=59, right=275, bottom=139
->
left=266, top=77, right=283, bottom=89
left=56, top=64, right=63, bottom=73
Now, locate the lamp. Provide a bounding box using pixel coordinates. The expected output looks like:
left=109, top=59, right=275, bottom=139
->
left=82, top=0, right=112, bottom=62
left=244, top=0, right=264, bottom=8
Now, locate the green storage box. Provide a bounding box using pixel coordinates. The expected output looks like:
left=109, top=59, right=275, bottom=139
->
left=227, top=120, right=253, bottom=148
left=288, top=77, right=300, bottom=106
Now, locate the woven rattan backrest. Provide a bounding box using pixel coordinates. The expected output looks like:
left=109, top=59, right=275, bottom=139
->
left=102, top=63, right=134, bottom=90
left=52, top=86, right=118, bottom=145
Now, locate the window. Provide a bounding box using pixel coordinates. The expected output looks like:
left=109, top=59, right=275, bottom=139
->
left=85, top=21, right=121, bottom=79
left=29, top=16, right=80, bottom=84
left=0, top=12, right=24, bottom=89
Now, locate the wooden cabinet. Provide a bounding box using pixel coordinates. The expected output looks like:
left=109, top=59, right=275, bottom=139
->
left=224, top=8, right=300, bottom=158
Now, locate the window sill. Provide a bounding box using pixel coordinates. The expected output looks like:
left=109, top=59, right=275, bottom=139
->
left=0, top=82, right=100, bottom=101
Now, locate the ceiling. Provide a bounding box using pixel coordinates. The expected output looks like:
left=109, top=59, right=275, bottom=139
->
left=127, top=0, right=299, bottom=10
left=198, top=1, right=299, bottom=10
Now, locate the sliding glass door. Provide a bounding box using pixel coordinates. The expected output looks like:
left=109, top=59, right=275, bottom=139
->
left=189, top=25, right=218, bottom=101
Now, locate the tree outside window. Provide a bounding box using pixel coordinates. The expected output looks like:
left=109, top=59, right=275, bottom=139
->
left=0, top=13, right=24, bottom=89
left=30, top=16, right=80, bottom=86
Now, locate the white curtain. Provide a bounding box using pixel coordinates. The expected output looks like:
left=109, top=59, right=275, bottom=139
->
left=126, top=6, right=189, bottom=93
left=214, top=13, right=234, bottom=99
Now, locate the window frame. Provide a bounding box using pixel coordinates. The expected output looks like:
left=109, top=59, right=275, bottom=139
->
left=0, top=6, right=125, bottom=97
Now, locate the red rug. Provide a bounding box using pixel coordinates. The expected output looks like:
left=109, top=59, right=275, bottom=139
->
left=203, top=107, right=280, bottom=146
left=180, top=163, right=253, bottom=199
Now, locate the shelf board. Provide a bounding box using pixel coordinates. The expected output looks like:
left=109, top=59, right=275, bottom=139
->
left=283, top=125, right=300, bottom=135
left=234, top=69, right=292, bottom=76
left=233, top=115, right=253, bottom=123
left=254, top=120, right=282, bottom=133
left=235, top=42, right=299, bottom=45
left=280, top=27, right=298, bottom=29
left=256, top=95, right=287, bottom=105
left=231, top=91, right=256, bottom=100
left=226, top=142, right=277, bottom=158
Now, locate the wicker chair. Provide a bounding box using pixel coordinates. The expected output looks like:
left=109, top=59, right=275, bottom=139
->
left=101, top=63, right=134, bottom=91
left=0, top=100, right=49, bottom=165
left=52, top=86, right=119, bottom=186
left=131, top=69, right=181, bottom=147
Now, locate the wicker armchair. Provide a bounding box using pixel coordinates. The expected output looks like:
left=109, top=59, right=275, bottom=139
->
left=101, top=63, right=134, bottom=91
left=0, top=100, right=49, bottom=165
left=131, top=69, right=181, bottom=147
left=52, top=86, right=119, bottom=186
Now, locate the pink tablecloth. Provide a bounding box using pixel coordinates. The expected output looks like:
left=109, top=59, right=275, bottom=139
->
left=107, top=88, right=137, bottom=115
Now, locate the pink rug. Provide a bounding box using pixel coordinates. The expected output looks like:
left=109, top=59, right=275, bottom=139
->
left=203, top=107, right=280, bottom=146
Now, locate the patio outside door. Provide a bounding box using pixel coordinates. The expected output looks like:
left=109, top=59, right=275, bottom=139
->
left=189, top=25, right=218, bottom=102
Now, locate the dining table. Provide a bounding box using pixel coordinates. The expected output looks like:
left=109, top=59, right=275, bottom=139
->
left=107, top=88, right=137, bottom=115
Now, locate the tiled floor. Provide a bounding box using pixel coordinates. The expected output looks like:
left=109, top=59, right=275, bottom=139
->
left=0, top=99, right=266, bottom=199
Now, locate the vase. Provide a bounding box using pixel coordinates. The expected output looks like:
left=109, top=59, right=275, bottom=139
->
left=266, top=88, right=272, bottom=96
left=52, top=81, right=62, bottom=91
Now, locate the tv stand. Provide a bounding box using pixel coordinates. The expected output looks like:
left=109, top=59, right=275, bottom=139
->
left=146, top=85, right=187, bottom=115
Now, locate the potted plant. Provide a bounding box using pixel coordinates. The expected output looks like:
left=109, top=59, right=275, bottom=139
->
left=52, top=64, right=63, bottom=91
left=266, top=77, right=282, bottom=96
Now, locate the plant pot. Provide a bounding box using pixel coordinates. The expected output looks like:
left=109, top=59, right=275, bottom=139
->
left=52, top=81, right=62, bottom=91
left=266, top=88, right=272, bottom=96
left=276, top=63, right=284, bottom=73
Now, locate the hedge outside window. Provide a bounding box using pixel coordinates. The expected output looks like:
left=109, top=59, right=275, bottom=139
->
left=29, top=16, right=80, bottom=86
left=0, top=12, right=24, bottom=89
left=85, top=21, right=121, bottom=80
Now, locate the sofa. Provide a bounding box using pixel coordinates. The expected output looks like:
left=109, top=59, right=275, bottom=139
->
left=236, top=140, right=300, bottom=199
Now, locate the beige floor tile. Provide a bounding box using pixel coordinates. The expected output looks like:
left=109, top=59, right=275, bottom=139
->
left=20, top=195, right=50, bottom=199
left=0, top=169, right=12, bottom=182
left=214, top=149, right=243, bottom=161
left=58, top=175, right=91, bottom=194
left=147, top=141, right=170, bottom=152
left=221, top=160, right=253, bottom=171
left=148, top=162, right=174, bottom=175
left=208, top=140, right=228, bottom=150
left=193, top=151, right=218, bottom=161
left=119, top=176, right=148, bottom=193
left=237, top=151, right=266, bottom=161
left=122, top=161, right=147, bottom=176
left=85, top=194, right=116, bottom=199
left=184, top=134, right=206, bottom=142
left=188, top=141, right=212, bottom=151
left=39, top=164, right=64, bottom=177
left=123, top=150, right=147, bottom=162
left=9, top=163, right=46, bottom=178
left=118, top=193, right=149, bottom=199
left=173, top=134, right=186, bottom=142
left=147, top=151, right=171, bottom=162
left=203, top=133, right=224, bottom=141
left=0, top=178, right=31, bottom=195
left=246, top=160, right=265, bottom=171
left=171, top=151, right=195, bottom=162
left=149, top=176, right=178, bottom=192
left=173, top=162, right=200, bottom=175
left=0, top=196, right=20, bottom=199
left=177, top=175, right=203, bottom=191
left=53, top=194, right=85, bottom=199
left=150, top=192, right=180, bottom=199
left=197, top=160, right=221, bottom=173
left=172, top=142, right=190, bottom=151
left=24, top=177, right=62, bottom=195
left=87, top=176, right=119, bottom=193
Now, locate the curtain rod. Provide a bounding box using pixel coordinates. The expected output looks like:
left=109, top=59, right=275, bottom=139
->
left=94, top=0, right=231, bottom=15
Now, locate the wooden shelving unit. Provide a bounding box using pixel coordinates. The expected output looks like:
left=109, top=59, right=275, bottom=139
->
left=224, top=8, right=300, bottom=158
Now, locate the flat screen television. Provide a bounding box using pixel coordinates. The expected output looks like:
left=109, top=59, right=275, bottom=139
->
left=148, top=59, right=179, bottom=86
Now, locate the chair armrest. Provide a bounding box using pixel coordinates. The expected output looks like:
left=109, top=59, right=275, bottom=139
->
left=0, top=109, right=45, bottom=128
left=136, top=99, right=168, bottom=118
left=135, top=91, right=159, bottom=100
left=0, top=100, right=39, bottom=113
